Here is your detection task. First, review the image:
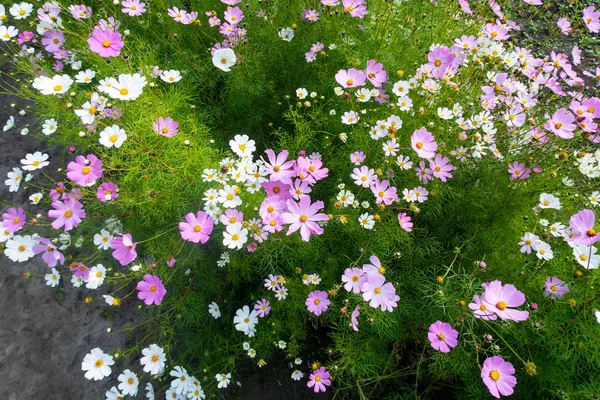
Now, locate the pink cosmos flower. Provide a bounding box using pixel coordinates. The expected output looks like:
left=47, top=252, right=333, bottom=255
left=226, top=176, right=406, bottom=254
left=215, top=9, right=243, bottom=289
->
left=361, top=274, right=399, bottom=312
left=48, top=197, right=86, bottom=232
left=415, top=161, right=433, bottom=184
left=351, top=166, right=376, bottom=188
left=557, top=17, right=572, bottom=35
left=289, top=179, right=312, bottom=200
left=507, top=161, right=530, bottom=180
left=518, top=232, right=540, bottom=254
left=42, top=30, right=65, bottom=52
left=168, top=7, right=188, bottom=23
left=365, top=59, right=388, bottom=87
left=262, top=149, right=296, bottom=184
left=335, top=68, right=367, bottom=88
left=224, top=6, right=244, bottom=25
left=458, top=0, right=473, bottom=15
left=2, top=207, right=26, bottom=233
left=122, top=0, right=146, bottom=16
left=17, top=31, right=35, bottom=45
left=342, top=267, right=365, bottom=294
left=111, top=233, right=138, bottom=266
left=281, top=196, right=329, bottom=242
left=67, top=154, right=103, bottom=186
left=88, top=28, right=124, bottom=58
left=429, top=154, right=456, bottom=182
left=481, top=356, right=517, bottom=398
left=307, top=367, right=331, bottom=393
left=397, top=213, right=413, bottom=232
left=342, top=0, right=368, bottom=19
left=306, top=290, right=330, bottom=316
left=481, top=280, right=529, bottom=322
left=468, top=294, right=498, bottom=320
left=483, top=22, right=509, bottom=41
left=70, top=5, right=92, bottom=19
left=302, top=9, right=319, bottom=22
left=583, top=6, right=600, bottom=33
left=71, top=262, right=89, bottom=280
left=350, top=151, right=365, bottom=165
left=179, top=211, right=214, bottom=244
left=136, top=274, right=167, bottom=305
left=263, top=181, right=292, bottom=201
left=427, top=46, right=455, bottom=78
left=362, top=255, right=385, bottom=277
left=350, top=305, right=360, bottom=331
left=544, top=108, right=576, bottom=139
left=259, top=197, right=286, bottom=219
left=220, top=209, right=243, bottom=226
left=566, top=209, right=600, bottom=246
left=411, top=129, right=438, bottom=159
left=33, top=237, right=65, bottom=268
left=152, top=117, right=179, bottom=138
left=370, top=179, right=398, bottom=205
left=96, top=182, right=119, bottom=202
left=296, top=157, right=329, bottom=182
left=544, top=277, right=568, bottom=298
left=254, top=299, right=270, bottom=317
left=428, top=321, right=459, bottom=353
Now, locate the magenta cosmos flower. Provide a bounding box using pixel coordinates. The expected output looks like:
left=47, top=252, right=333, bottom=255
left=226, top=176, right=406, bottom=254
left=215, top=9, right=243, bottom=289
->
left=136, top=274, right=167, bottom=305
left=428, top=321, right=458, bottom=353
left=67, top=154, right=103, bottom=186
left=361, top=274, right=399, bottom=312
left=397, top=213, right=413, bottom=232
left=153, top=117, right=179, bottom=138
left=583, top=6, right=600, bottom=33
left=33, top=237, right=65, bottom=268
left=87, top=28, right=124, bottom=58
left=566, top=209, right=600, bottom=246
left=17, top=31, right=35, bottom=46
left=335, top=68, right=367, bottom=88
left=2, top=207, right=26, bottom=233
left=544, top=277, right=569, bottom=298
left=306, top=290, right=330, bottom=316
left=111, top=233, right=138, bottom=266
left=48, top=196, right=86, bottom=231
left=481, top=280, right=529, bottom=322
left=365, top=59, right=388, bottom=87
left=307, top=367, right=331, bottom=393
left=481, top=356, right=517, bottom=398
left=179, top=211, right=214, bottom=244
left=411, top=128, right=438, bottom=159
left=544, top=108, right=576, bottom=139
left=281, top=196, right=329, bottom=242
left=427, top=46, right=455, bottom=79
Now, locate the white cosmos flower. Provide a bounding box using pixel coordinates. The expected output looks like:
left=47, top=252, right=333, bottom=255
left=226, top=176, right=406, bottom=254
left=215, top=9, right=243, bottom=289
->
left=5, top=235, right=35, bottom=262
left=212, top=48, right=236, bottom=72
left=223, top=222, right=248, bottom=250
left=3, top=115, right=15, bottom=131
left=0, top=25, right=19, bottom=41
left=117, top=369, right=139, bottom=396
left=75, top=69, right=96, bottom=84
left=29, top=192, right=43, bottom=204
left=103, top=73, right=147, bottom=101
left=105, top=386, right=126, bottom=400
left=5, top=167, right=23, bottom=192
left=42, top=118, right=58, bottom=135
left=94, top=229, right=114, bottom=250
left=81, top=347, right=115, bottom=381
left=20, top=151, right=50, bottom=171
left=169, top=366, right=192, bottom=395
left=279, top=27, right=294, bottom=41
left=160, top=69, right=182, bottom=83
left=10, top=3, right=33, bottom=19
left=234, top=305, right=258, bottom=337
left=216, top=373, right=231, bottom=389
left=291, top=370, right=304, bottom=381
left=208, top=301, right=221, bottom=319
left=86, top=264, right=106, bottom=289
left=99, top=125, right=127, bottom=148
left=229, top=134, right=255, bottom=157
left=140, top=344, right=166, bottom=375
left=32, top=74, right=73, bottom=95
left=573, top=244, right=599, bottom=269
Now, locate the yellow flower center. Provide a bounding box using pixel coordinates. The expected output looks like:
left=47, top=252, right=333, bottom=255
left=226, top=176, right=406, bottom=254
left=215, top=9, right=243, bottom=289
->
left=588, top=228, right=597, bottom=237
left=82, top=167, right=91, bottom=175
left=109, top=135, right=118, bottom=143
left=119, top=88, right=129, bottom=96
left=64, top=210, right=73, bottom=217
left=437, top=333, right=445, bottom=340
left=89, top=106, right=97, bottom=114
left=102, top=40, right=111, bottom=48
left=374, top=287, right=381, bottom=294
left=489, top=370, right=500, bottom=381
left=193, top=225, right=201, bottom=232
left=128, top=378, right=134, bottom=384
left=315, top=375, right=321, bottom=382
left=314, top=299, right=320, bottom=305
left=300, top=215, right=307, bottom=222
left=231, top=234, right=239, bottom=241
left=226, top=194, right=234, bottom=201
left=13, top=217, right=20, bottom=223
left=150, top=285, right=157, bottom=292
left=18, top=245, right=26, bottom=252
left=53, top=85, right=63, bottom=92
left=496, top=301, right=507, bottom=310
left=434, top=60, right=442, bottom=67
left=416, top=141, right=424, bottom=149
left=95, top=360, right=103, bottom=368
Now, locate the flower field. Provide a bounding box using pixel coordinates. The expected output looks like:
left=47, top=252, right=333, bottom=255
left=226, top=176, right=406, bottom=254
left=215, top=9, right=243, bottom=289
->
left=1, top=0, right=600, bottom=398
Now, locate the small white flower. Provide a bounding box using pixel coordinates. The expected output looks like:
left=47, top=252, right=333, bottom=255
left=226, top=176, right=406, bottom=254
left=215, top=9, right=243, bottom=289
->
left=81, top=347, right=115, bottom=381
left=117, top=369, right=139, bottom=396
left=358, top=213, right=375, bottom=230
left=279, top=27, right=294, bottom=42
left=44, top=268, right=60, bottom=287
left=208, top=301, right=221, bottom=319
left=216, top=373, right=231, bottom=389
left=291, top=370, right=304, bottom=381
left=212, top=48, right=237, bottom=72
left=160, top=69, right=182, bottom=83
left=99, top=125, right=127, bottom=148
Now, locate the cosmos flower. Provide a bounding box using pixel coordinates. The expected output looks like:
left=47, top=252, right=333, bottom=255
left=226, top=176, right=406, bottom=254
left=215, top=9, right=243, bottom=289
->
left=481, top=356, right=517, bottom=398
left=306, top=290, right=330, bottom=316
left=136, top=274, right=167, bottom=305
left=428, top=321, right=459, bottom=353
